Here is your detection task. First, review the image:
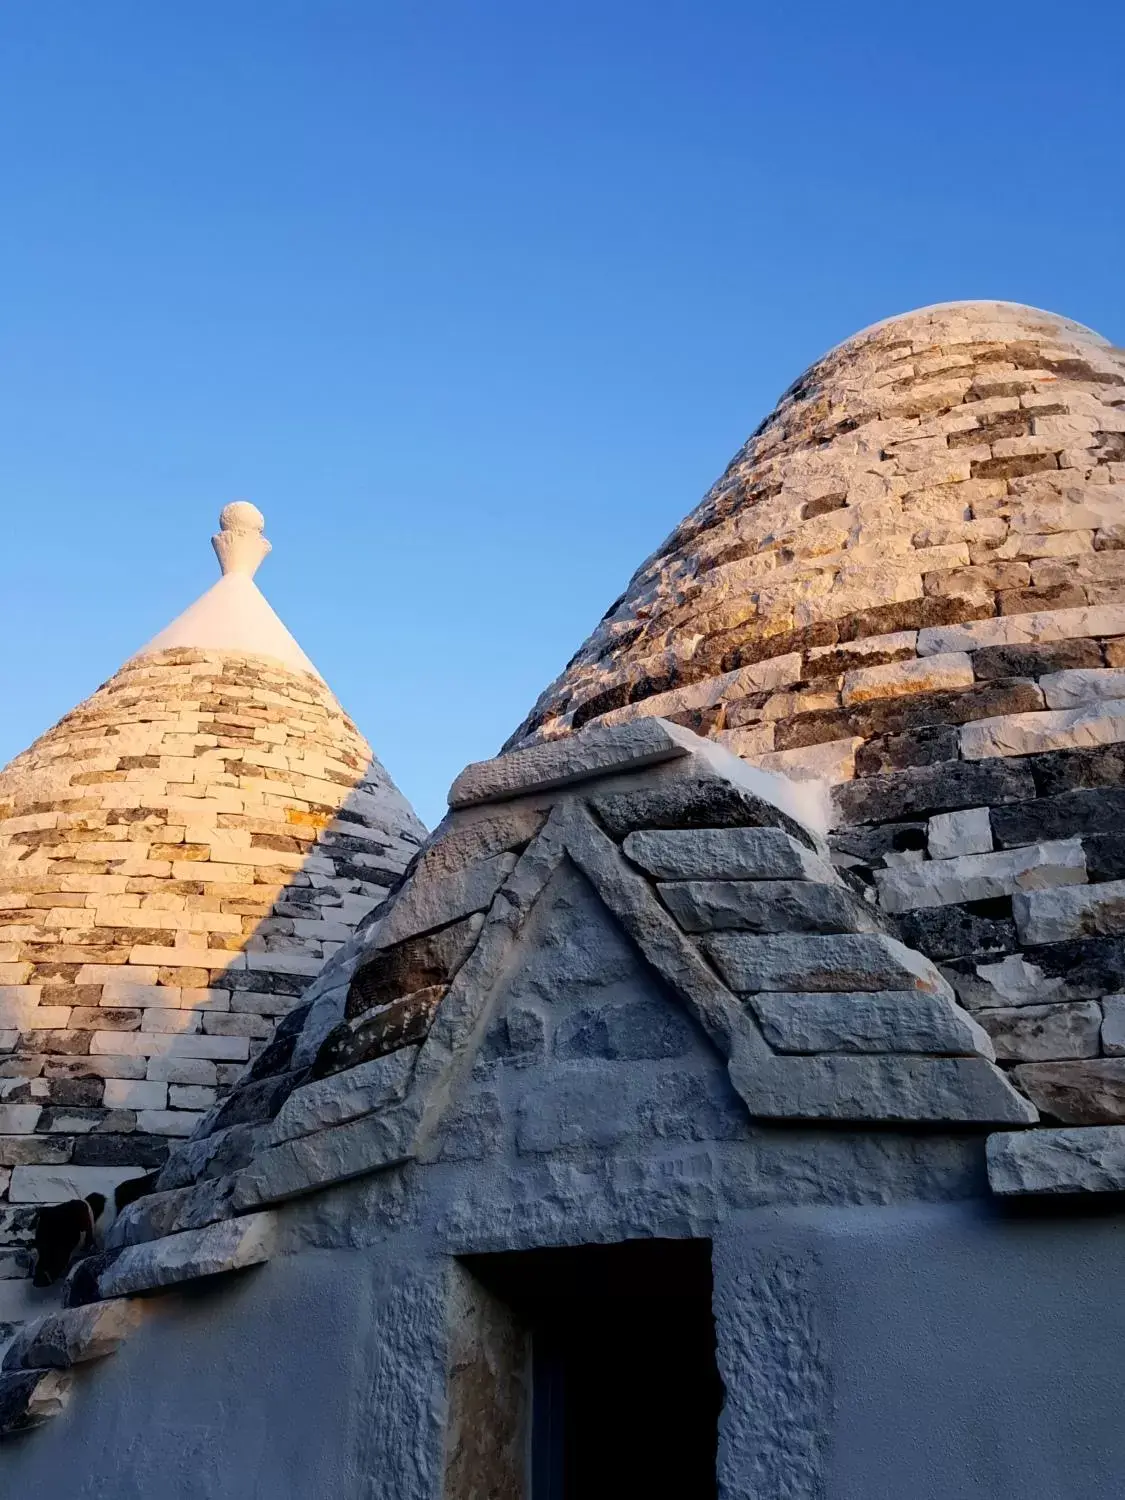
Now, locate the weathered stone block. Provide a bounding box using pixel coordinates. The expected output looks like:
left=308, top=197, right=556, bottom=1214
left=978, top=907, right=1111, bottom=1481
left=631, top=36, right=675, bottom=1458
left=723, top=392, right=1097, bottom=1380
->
left=96, top=1210, right=276, bottom=1298
left=2, top=1298, right=144, bottom=1371
left=876, top=839, right=1087, bottom=913
left=262, top=1048, right=417, bottom=1146
left=623, top=827, right=831, bottom=883
left=988, top=1125, right=1125, bottom=1195
left=991, top=788, right=1125, bottom=846
left=834, top=758, right=1036, bottom=826
left=1040, top=667, right=1125, bottom=709
left=750, top=989, right=992, bottom=1056
left=972, top=638, right=1103, bottom=681
left=841, top=652, right=973, bottom=706
left=449, top=719, right=691, bottom=808
left=373, top=855, right=515, bottom=950
left=736, top=1050, right=1036, bottom=1124
left=962, top=700, right=1125, bottom=761
left=927, top=807, right=992, bottom=859
left=704, top=932, right=950, bottom=996
left=0, top=1369, right=71, bottom=1436
left=977, top=1001, right=1102, bottom=1061
left=1010, top=1060, right=1125, bottom=1124
left=589, top=775, right=811, bottom=846
left=658, top=880, right=881, bottom=936
left=896, top=902, right=1018, bottom=961
left=1013, top=878, right=1125, bottom=944
left=347, top=915, right=480, bottom=1018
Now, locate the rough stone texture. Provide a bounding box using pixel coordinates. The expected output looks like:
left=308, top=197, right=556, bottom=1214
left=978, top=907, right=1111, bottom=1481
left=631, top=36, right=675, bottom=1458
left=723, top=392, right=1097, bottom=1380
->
left=1013, top=879, right=1125, bottom=944
left=876, top=839, right=1087, bottom=912
left=987, top=1125, right=1125, bottom=1194
left=449, top=718, right=691, bottom=808
left=262, top=1049, right=417, bottom=1146
left=96, top=1211, right=277, bottom=1298
left=1010, top=1060, right=1125, bottom=1124
left=927, top=807, right=993, bottom=859
left=0, top=644, right=424, bottom=1260
left=976, top=1001, right=1102, bottom=1062
left=750, top=990, right=992, bottom=1057
left=659, top=879, right=883, bottom=935
left=2, top=1298, right=145, bottom=1371
left=493, top=302, right=1125, bottom=1127
left=623, top=826, right=834, bottom=882
left=0, top=1368, right=71, bottom=1435
left=704, top=932, right=951, bottom=995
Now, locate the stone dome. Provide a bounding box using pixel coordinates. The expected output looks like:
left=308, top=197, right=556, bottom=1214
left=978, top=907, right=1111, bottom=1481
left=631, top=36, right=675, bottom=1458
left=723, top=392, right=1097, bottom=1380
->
left=507, top=300, right=1125, bottom=1120
left=0, top=506, right=424, bottom=1266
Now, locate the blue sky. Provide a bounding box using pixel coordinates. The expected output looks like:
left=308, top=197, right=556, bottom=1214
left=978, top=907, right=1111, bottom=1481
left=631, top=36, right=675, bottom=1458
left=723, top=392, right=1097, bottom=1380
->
left=2, top=1, right=1122, bottom=827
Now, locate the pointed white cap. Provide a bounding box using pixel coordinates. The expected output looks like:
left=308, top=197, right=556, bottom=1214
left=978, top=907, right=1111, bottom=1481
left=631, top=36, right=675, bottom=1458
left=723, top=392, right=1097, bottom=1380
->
left=132, top=505, right=323, bottom=678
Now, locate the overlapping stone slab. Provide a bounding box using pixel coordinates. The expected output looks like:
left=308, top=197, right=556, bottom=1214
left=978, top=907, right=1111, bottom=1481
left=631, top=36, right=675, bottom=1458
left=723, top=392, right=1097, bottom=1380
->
left=2, top=1298, right=144, bottom=1372
left=96, top=1211, right=277, bottom=1299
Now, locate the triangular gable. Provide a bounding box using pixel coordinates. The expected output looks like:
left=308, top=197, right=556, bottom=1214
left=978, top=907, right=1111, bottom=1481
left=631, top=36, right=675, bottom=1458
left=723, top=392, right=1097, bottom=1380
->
left=104, top=720, right=1034, bottom=1263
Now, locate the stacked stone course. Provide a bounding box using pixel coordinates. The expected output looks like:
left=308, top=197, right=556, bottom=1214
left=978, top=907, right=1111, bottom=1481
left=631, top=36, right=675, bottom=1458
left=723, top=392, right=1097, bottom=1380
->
left=505, top=302, right=1125, bottom=1124
left=0, top=644, right=423, bottom=1243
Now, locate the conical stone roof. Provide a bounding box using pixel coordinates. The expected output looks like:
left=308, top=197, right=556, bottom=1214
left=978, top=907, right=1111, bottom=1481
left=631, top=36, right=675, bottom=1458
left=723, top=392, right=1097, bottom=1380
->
left=506, top=300, right=1125, bottom=1126
left=0, top=504, right=424, bottom=1269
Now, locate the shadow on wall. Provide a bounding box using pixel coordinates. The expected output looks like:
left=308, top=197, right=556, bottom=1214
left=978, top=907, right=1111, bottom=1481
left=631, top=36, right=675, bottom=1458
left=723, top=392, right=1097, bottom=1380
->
left=0, top=645, right=425, bottom=1303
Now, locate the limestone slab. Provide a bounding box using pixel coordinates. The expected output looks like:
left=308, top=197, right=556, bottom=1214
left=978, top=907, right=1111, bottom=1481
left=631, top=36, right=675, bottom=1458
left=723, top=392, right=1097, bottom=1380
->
left=659, top=880, right=882, bottom=936
left=623, top=827, right=832, bottom=883
left=373, top=853, right=515, bottom=950
left=976, top=1001, right=1102, bottom=1062
left=750, top=989, right=993, bottom=1057
left=841, top=652, right=973, bottom=706
left=737, top=1050, right=1036, bottom=1124
left=96, top=1210, right=277, bottom=1298
left=3, top=1298, right=145, bottom=1371
left=961, top=700, right=1125, bottom=760
left=262, top=1048, right=417, bottom=1147
left=917, top=602, right=1125, bottom=655
left=875, top=839, right=1086, bottom=913
left=704, top=932, right=950, bottom=996
left=1040, top=667, right=1125, bottom=710
left=927, top=807, right=992, bottom=860
left=987, top=1126, right=1125, bottom=1195
left=1013, top=879, right=1125, bottom=944
left=1010, top=1060, right=1125, bottom=1124
left=448, top=719, right=691, bottom=809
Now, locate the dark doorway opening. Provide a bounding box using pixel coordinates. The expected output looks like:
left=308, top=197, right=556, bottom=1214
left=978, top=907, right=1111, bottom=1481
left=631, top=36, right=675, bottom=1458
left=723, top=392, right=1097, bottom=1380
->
left=461, top=1238, right=721, bottom=1500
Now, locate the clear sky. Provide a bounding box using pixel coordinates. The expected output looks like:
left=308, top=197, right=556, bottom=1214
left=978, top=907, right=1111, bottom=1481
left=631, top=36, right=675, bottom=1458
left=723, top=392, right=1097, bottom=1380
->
left=2, top=1, right=1122, bottom=827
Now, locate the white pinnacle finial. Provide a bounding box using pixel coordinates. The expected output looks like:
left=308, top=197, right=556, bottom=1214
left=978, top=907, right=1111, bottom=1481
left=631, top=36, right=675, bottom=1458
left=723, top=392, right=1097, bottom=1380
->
left=211, top=501, right=272, bottom=578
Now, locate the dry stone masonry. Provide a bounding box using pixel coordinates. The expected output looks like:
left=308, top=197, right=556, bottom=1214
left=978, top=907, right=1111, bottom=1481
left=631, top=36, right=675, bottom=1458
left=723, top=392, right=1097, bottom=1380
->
left=505, top=302, right=1125, bottom=1176
left=0, top=719, right=1033, bottom=1440
left=0, top=507, right=424, bottom=1300
left=4, top=305, right=1125, bottom=1472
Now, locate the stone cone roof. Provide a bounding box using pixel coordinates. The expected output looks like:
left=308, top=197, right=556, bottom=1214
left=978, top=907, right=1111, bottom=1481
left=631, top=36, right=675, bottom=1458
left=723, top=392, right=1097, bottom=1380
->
left=503, top=299, right=1125, bottom=1134
left=0, top=504, right=424, bottom=1304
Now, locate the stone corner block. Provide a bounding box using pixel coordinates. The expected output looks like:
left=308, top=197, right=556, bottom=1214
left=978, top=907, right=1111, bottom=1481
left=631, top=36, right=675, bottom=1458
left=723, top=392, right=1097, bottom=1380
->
left=987, top=1125, right=1125, bottom=1195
